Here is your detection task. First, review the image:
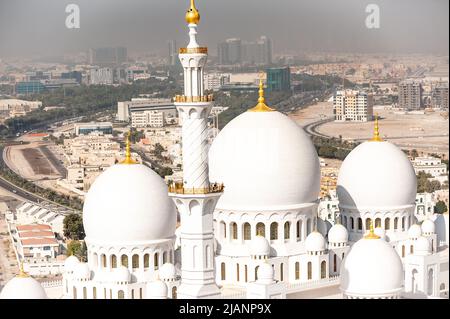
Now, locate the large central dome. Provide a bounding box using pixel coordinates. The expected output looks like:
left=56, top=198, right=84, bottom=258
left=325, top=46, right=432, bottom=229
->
left=209, top=111, right=320, bottom=211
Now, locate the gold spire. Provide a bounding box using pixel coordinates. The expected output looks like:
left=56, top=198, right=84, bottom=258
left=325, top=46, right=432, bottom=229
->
left=364, top=220, right=380, bottom=239
left=17, top=261, right=30, bottom=278
left=248, top=73, right=274, bottom=112
left=121, top=131, right=137, bottom=164
left=185, top=0, right=200, bottom=25
left=370, top=113, right=383, bottom=142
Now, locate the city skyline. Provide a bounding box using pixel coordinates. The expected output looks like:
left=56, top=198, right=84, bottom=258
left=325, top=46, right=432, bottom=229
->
left=0, top=0, right=448, bottom=59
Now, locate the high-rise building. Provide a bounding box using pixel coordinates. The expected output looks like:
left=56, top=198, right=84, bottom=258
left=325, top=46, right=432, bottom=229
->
left=88, top=47, right=127, bottom=65
left=431, top=82, right=449, bottom=110
left=204, top=73, right=230, bottom=91
left=168, top=40, right=178, bottom=66
left=398, top=80, right=423, bottom=110
left=266, top=67, right=291, bottom=92
left=333, top=89, right=374, bottom=122
left=89, top=68, right=114, bottom=85
left=218, top=36, right=272, bottom=65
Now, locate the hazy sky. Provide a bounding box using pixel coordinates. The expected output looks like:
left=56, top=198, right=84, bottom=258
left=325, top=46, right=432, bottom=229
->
left=0, top=0, right=448, bottom=58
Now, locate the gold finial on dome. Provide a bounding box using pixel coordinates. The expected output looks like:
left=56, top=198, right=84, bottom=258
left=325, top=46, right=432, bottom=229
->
left=370, top=113, right=383, bottom=142
left=364, top=220, right=380, bottom=239
left=17, top=261, right=30, bottom=278
left=185, top=0, right=200, bottom=25
left=121, top=131, right=137, bottom=164
left=248, top=72, right=274, bottom=112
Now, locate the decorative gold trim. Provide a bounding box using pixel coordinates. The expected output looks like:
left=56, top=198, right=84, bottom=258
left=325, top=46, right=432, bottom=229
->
left=174, top=94, right=214, bottom=103
left=17, top=261, right=30, bottom=278
left=179, top=47, right=208, bottom=54
left=370, top=113, right=383, bottom=142
left=168, top=181, right=224, bottom=194
left=248, top=73, right=274, bottom=112
left=185, top=0, right=200, bottom=25
left=121, top=131, right=137, bottom=164
left=364, top=220, right=380, bottom=239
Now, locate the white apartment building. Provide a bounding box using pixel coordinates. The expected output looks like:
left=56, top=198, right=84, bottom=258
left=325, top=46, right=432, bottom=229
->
left=131, top=110, right=166, bottom=128
left=15, top=224, right=60, bottom=259
left=398, top=80, right=423, bottom=110
left=117, top=98, right=176, bottom=124
left=14, top=202, right=67, bottom=236
left=89, top=67, right=114, bottom=85
left=415, top=193, right=436, bottom=222
left=413, top=157, right=448, bottom=178
left=0, top=99, right=42, bottom=120
left=333, top=90, right=373, bottom=122
left=204, top=73, right=231, bottom=91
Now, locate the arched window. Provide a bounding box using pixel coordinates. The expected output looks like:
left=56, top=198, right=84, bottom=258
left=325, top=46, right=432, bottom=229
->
left=357, top=218, right=362, bottom=231
left=350, top=217, right=354, bottom=230
left=121, top=255, right=128, bottom=268
left=256, top=222, right=265, bottom=237
left=73, top=287, right=77, bottom=299
left=132, top=254, right=139, bottom=269
left=236, top=264, right=240, bottom=281
left=243, top=223, right=251, bottom=240
left=365, top=218, right=371, bottom=231
left=163, top=251, right=167, bottom=263
left=110, top=289, right=112, bottom=299
left=221, top=221, right=226, bottom=238
left=111, top=255, right=117, bottom=268
left=321, top=261, right=326, bottom=279
left=343, top=216, right=347, bottom=229
left=284, top=222, right=290, bottom=239
left=104, top=288, right=106, bottom=299
left=172, top=286, right=177, bottom=299
left=296, top=220, right=302, bottom=239
left=410, top=245, right=414, bottom=254
left=280, top=263, right=284, bottom=281
left=385, top=218, right=390, bottom=230
left=93, top=287, right=97, bottom=299
left=307, top=262, right=312, bottom=280
left=231, top=222, right=238, bottom=240
left=221, top=262, right=226, bottom=281
left=270, top=222, right=278, bottom=240
left=394, top=217, right=398, bottom=230
left=118, top=290, right=124, bottom=299
left=333, top=254, right=337, bottom=272
left=154, top=253, right=159, bottom=269
left=255, top=266, right=260, bottom=281
left=295, top=262, right=300, bottom=280
left=101, top=254, right=107, bottom=268
left=245, top=265, right=248, bottom=282
left=375, top=218, right=381, bottom=228
left=402, top=245, right=405, bottom=257
left=144, top=254, right=149, bottom=268
left=402, top=217, right=405, bottom=230
left=92, top=253, right=98, bottom=267
left=131, top=289, right=134, bottom=299
left=83, top=287, right=87, bottom=299
left=139, top=288, right=143, bottom=299
left=428, top=269, right=434, bottom=295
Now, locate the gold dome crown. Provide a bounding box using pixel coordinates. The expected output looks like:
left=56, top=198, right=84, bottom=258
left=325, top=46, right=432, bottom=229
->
left=185, top=0, right=200, bottom=25
left=248, top=73, right=274, bottom=112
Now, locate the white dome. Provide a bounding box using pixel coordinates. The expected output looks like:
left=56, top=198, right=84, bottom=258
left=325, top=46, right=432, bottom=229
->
left=305, top=231, right=326, bottom=252
left=408, top=224, right=422, bottom=239
left=0, top=276, right=48, bottom=299
left=257, top=263, right=274, bottom=284
left=73, top=262, right=90, bottom=281
left=414, top=236, right=431, bottom=255
left=250, top=235, right=270, bottom=256
left=146, top=280, right=168, bottom=299
left=337, top=141, right=417, bottom=209
left=64, top=255, right=79, bottom=273
left=340, top=236, right=403, bottom=298
left=328, top=224, right=348, bottom=244
left=421, top=219, right=435, bottom=234
left=159, top=263, right=176, bottom=281
left=209, top=111, right=320, bottom=210
left=374, top=227, right=386, bottom=240
left=83, top=164, right=177, bottom=244
left=112, top=266, right=131, bottom=283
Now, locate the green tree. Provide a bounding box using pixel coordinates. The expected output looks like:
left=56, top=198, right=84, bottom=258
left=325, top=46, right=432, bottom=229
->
left=434, top=201, right=448, bottom=214
left=67, top=240, right=88, bottom=260
left=63, top=213, right=85, bottom=240
left=410, top=149, right=419, bottom=159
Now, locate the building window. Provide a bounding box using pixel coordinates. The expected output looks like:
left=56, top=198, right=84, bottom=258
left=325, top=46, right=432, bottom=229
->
left=236, top=264, right=240, bottom=282
left=295, top=262, right=300, bottom=280
left=365, top=218, right=371, bottom=231
left=280, top=263, right=284, bottom=281
left=163, top=251, right=168, bottom=263
left=83, top=287, right=87, bottom=299
left=93, top=287, right=97, bottom=299
left=231, top=222, right=238, bottom=240
left=357, top=218, right=362, bottom=231
left=243, top=223, right=251, bottom=240
left=139, top=288, right=143, bottom=299
left=394, top=218, right=398, bottom=230
left=121, top=255, right=128, bottom=268
left=410, top=245, right=414, bottom=254
left=270, top=222, right=278, bottom=240
left=375, top=218, right=381, bottom=228
left=296, top=221, right=302, bottom=239
left=101, top=254, right=107, bottom=268
left=385, top=218, right=390, bottom=230
left=131, top=289, right=134, bottom=299
left=132, top=254, right=139, bottom=269
left=333, top=254, right=337, bottom=272
left=402, top=217, right=405, bottom=230
left=255, top=266, right=260, bottom=281
left=111, top=255, right=117, bottom=268
left=221, top=262, right=226, bottom=281
left=307, top=262, right=312, bottom=280
left=402, top=245, right=405, bottom=257
left=154, top=253, right=159, bottom=269
left=245, top=265, right=248, bottom=282
left=284, top=222, right=290, bottom=239
left=172, top=287, right=177, bottom=299
left=118, top=290, right=124, bottom=299
left=321, top=261, right=326, bottom=279
left=104, top=288, right=106, bottom=299
left=221, top=221, right=226, bottom=238
left=73, top=287, right=77, bottom=299
left=350, top=217, right=354, bottom=230
left=256, top=222, right=265, bottom=237
left=144, top=254, right=149, bottom=268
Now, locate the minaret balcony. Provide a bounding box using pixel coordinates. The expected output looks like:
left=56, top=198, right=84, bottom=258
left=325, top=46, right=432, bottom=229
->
left=168, top=181, right=224, bottom=195
left=174, top=94, right=214, bottom=103
left=179, top=47, right=208, bottom=54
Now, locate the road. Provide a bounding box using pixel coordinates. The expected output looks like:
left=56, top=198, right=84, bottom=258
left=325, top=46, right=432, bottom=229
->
left=303, top=116, right=335, bottom=139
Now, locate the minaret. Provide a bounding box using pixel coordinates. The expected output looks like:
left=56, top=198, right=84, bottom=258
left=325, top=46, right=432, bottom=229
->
left=169, top=0, right=223, bottom=299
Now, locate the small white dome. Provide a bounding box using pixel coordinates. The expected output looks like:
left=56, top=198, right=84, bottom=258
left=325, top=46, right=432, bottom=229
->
left=340, top=236, right=403, bottom=298
left=250, top=235, right=270, bottom=256
left=209, top=111, right=321, bottom=211
left=408, top=224, right=422, bottom=239
left=337, top=141, right=417, bottom=209
left=305, top=231, right=326, bottom=252
left=414, top=236, right=431, bottom=255
left=257, top=263, right=274, bottom=284
left=83, top=164, right=177, bottom=244
left=328, top=224, right=348, bottom=244
left=112, top=266, right=131, bottom=283
left=146, top=280, right=168, bottom=299
left=64, top=255, right=80, bottom=273
left=421, top=219, right=435, bottom=234
left=374, top=227, right=386, bottom=240
left=0, top=276, right=48, bottom=299
left=159, top=263, right=176, bottom=281
left=73, top=262, right=90, bottom=281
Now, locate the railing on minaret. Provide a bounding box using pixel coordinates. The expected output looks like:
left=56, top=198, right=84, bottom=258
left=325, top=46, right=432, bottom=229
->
left=168, top=0, right=223, bottom=299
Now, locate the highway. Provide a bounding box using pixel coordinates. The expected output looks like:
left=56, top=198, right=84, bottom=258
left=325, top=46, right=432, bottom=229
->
left=303, top=116, right=335, bottom=139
